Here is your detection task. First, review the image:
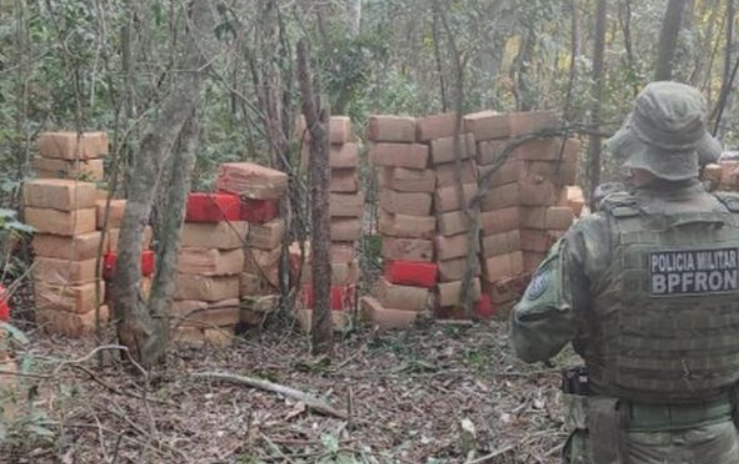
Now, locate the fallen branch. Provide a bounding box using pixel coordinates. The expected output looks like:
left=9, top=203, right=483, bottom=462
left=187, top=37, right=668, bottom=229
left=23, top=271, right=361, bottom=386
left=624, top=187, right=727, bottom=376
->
left=192, top=371, right=348, bottom=420
left=466, top=444, right=517, bottom=464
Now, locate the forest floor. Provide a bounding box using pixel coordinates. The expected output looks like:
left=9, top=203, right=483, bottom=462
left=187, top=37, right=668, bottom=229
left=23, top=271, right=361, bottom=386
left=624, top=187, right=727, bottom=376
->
left=2, top=318, right=579, bottom=464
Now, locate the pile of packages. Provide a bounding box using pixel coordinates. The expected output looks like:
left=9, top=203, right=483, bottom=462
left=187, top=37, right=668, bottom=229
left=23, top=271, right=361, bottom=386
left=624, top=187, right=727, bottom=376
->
left=466, top=110, right=579, bottom=315
left=294, top=116, right=363, bottom=331
left=364, top=110, right=582, bottom=327
left=26, top=111, right=587, bottom=338
left=25, top=132, right=111, bottom=337
left=25, top=131, right=155, bottom=338
left=171, top=162, right=288, bottom=346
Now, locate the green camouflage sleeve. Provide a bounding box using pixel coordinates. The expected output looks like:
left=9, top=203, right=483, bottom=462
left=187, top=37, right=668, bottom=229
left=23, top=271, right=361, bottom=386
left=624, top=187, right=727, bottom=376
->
left=510, top=213, right=611, bottom=364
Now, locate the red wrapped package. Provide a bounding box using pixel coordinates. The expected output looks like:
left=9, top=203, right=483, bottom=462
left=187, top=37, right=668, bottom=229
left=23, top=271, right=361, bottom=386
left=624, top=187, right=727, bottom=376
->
left=104, top=250, right=156, bottom=280
left=302, top=285, right=356, bottom=311
left=186, top=193, right=242, bottom=223
left=384, top=261, right=438, bottom=289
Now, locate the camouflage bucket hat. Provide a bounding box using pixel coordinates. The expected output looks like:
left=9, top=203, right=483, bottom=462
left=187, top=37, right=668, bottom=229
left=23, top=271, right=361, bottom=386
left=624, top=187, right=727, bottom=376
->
left=606, top=81, right=722, bottom=181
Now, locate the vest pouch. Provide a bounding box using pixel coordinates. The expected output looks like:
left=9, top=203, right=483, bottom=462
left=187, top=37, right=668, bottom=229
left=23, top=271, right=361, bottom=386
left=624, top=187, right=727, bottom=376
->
left=656, top=212, right=731, bottom=231
left=588, top=397, right=625, bottom=464
left=563, top=393, right=588, bottom=431
left=562, top=394, right=590, bottom=464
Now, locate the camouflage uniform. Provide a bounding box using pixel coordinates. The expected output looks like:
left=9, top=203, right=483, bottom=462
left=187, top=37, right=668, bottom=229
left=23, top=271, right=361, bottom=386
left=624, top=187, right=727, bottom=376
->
left=511, top=82, right=739, bottom=464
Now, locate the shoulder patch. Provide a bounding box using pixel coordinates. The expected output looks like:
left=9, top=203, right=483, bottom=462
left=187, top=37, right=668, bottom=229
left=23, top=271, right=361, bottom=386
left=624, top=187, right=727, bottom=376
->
left=526, top=271, right=550, bottom=300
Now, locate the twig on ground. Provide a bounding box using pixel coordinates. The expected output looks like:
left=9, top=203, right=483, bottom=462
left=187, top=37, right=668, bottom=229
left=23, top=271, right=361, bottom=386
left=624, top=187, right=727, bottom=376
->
left=192, top=371, right=348, bottom=420
left=98, top=401, right=189, bottom=462
left=51, top=344, right=147, bottom=378
left=261, top=432, right=299, bottom=464
left=70, top=364, right=175, bottom=406
left=466, top=444, right=517, bottom=464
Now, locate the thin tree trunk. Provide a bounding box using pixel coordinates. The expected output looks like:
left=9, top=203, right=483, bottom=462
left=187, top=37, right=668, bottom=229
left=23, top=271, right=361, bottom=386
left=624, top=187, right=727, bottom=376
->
left=296, top=39, right=333, bottom=357
left=618, top=0, right=640, bottom=96
left=511, top=27, right=536, bottom=111
left=724, top=0, right=735, bottom=87
left=431, top=10, right=448, bottom=112
left=146, top=112, right=200, bottom=356
left=690, top=0, right=721, bottom=86
left=656, top=0, right=689, bottom=80
left=113, top=1, right=216, bottom=368
left=480, top=33, right=508, bottom=108
left=259, top=2, right=293, bottom=312
left=433, top=0, right=478, bottom=317
left=345, top=0, right=362, bottom=36
left=719, top=0, right=736, bottom=137
left=588, top=0, right=607, bottom=207
left=564, top=0, right=580, bottom=120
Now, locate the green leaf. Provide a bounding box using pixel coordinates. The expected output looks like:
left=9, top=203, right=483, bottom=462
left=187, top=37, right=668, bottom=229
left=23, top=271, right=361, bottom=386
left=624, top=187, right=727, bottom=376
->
left=321, top=434, right=340, bottom=454
left=0, top=209, right=17, bottom=220
left=20, top=356, right=33, bottom=375
left=8, top=222, right=36, bottom=234
left=0, top=322, right=29, bottom=345
left=27, top=424, right=55, bottom=438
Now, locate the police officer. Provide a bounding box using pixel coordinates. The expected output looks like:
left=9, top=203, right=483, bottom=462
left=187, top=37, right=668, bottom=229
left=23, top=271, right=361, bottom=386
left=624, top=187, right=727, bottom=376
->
left=511, top=81, right=739, bottom=464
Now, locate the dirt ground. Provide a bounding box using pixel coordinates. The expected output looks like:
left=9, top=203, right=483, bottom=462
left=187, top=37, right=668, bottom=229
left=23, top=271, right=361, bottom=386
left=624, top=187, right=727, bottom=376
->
left=1, top=318, right=578, bottom=464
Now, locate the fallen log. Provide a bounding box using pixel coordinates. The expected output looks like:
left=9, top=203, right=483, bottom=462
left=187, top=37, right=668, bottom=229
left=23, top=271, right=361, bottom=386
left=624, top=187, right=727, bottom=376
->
left=191, top=371, right=348, bottom=420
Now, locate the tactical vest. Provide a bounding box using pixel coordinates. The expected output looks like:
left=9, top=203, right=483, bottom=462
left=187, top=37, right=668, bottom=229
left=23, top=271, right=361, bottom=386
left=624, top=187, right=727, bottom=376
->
left=587, top=191, right=739, bottom=403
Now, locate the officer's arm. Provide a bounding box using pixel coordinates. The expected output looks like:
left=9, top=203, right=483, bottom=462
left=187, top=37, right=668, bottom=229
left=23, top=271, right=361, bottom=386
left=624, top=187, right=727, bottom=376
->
left=510, top=216, right=605, bottom=363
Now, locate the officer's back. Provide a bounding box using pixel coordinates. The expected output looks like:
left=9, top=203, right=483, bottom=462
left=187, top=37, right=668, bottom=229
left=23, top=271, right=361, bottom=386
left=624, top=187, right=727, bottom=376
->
left=511, top=82, right=739, bottom=464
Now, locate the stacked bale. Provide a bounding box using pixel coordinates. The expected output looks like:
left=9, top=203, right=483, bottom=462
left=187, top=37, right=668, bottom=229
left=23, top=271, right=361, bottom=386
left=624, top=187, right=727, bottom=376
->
left=243, top=214, right=285, bottom=321
left=420, top=113, right=484, bottom=319
left=566, top=186, right=586, bottom=217
left=26, top=132, right=112, bottom=337
left=703, top=161, right=739, bottom=192
left=174, top=194, right=246, bottom=347
left=296, top=116, right=362, bottom=330
left=363, top=115, right=436, bottom=329
left=468, top=110, right=579, bottom=314
left=25, top=177, right=109, bottom=337
left=215, top=162, right=288, bottom=326
left=32, top=131, right=106, bottom=181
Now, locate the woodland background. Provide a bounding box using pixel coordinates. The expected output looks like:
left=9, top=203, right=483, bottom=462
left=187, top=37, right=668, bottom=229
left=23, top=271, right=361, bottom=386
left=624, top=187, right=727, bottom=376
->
left=0, top=1, right=738, bottom=462
left=3, top=0, right=738, bottom=222
left=2, top=0, right=737, bottom=326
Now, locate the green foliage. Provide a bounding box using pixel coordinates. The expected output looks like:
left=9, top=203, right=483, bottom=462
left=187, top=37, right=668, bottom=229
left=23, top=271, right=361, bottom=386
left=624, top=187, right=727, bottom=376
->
left=0, top=209, right=34, bottom=235
left=321, top=28, right=388, bottom=117
left=0, top=323, right=56, bottom=448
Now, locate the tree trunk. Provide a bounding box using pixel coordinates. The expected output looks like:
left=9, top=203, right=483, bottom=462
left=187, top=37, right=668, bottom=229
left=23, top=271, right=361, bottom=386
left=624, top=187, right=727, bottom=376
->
left=431, top=9, right=449, bottom=112
left=479, top=33, right=508, bottom=108
left=618, top=0, right=640, bottom=96
left=656, top=0, right=689, bottom=80
left=113, top=1, right=216, bottom=369
left=345, top=0, right=362, bottom=36
left=258, top=1, right=293, bottom=310
left=564, top=0, right=580, bottom=119
left=717, top=0, right=736, bottom=137
left=145, top=112, right=200, bottom=356
left=588, top=0, right=607, bottom=208
left=690, top=0, right=721, bottom=86
left=296, top=39, right=333, bottom=357
left=714, top=0, right=739, bottom=136
left=724, top=0, right=736, bottom=88
left=512, top=27, right=536, bottom=111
